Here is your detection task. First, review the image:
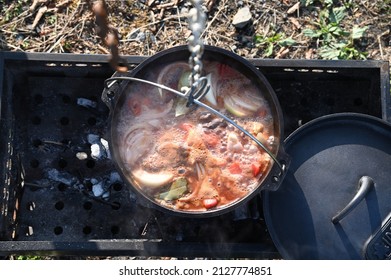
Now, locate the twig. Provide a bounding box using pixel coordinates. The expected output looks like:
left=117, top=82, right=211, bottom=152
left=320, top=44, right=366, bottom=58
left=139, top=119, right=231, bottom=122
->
left=0, top=38, right=24, bottom=51
left=46, top=16, right=77, bottom=51
left=29, top=0, right=49, bottom=11
left=176, top=6, right=182, bottom=31
left=31, top=6, right=48, bottom=30
left=25, top=182, right=50, bottom=189
left=55, top=0, right=73, bottom=10
left=377, top=35, right=384, bottom=60
left=201, top=0, right=226, bottom=38
left=47, top=34, right=67, bottom=52
left=205, top=0, right=216, bottom=12
left=147, top=0, right=156, bottom=6
left=157, top=2, right=176, bottom=9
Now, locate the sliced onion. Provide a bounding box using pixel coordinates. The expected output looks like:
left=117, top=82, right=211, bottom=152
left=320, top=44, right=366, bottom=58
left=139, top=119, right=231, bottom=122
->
left=224, top=96, right=249, bottom=117
left=157, top=62, right=190, bottom=97
left=136, top=100, right=173, bottom=121
left=229, top=93, right=261, bottom=112
left=178, top=71, right=192, bottom=91
left=132, top=169, right=173, bottom=189
left=203, top=73, right=217, bottom=106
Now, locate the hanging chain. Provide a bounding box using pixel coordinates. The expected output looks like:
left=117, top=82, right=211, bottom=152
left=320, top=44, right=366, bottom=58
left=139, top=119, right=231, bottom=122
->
left=188, top=0, right=206, bottom=84
left=102, top=1, right=285, bottom=174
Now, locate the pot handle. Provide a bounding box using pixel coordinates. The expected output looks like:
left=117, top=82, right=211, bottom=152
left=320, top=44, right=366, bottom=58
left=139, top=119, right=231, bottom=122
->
left=101, top=77, right=122, bottom=111
left=331, top=176, right=374, bottom=224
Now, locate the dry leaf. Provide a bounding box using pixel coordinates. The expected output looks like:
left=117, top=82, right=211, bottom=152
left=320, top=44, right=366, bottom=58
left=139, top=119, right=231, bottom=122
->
left=206, top=0, right=216, bottom=12
left=276, top=47, right=289, bottom=59
left=31, top=6, right=48, bottom=29
left=289, top=17, right=302, bottom=30
left=147, top=0, right=156, bottom=6
left=305, top=48, right=315, bottom=59
left=287, top=2, right=300, bottom=15
left=29, top=0, right=48, bottom=11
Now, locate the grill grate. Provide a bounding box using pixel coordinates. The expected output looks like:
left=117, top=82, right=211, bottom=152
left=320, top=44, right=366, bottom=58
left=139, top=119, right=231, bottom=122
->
left=0, top=52, right=389, bottom=257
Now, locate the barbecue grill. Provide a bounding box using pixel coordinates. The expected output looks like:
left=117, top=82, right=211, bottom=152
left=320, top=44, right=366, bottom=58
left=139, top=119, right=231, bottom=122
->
left=0, top=51, right=389, bottom=258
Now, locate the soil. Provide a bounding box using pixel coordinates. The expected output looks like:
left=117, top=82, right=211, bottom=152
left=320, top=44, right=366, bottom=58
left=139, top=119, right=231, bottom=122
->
left=0, top=0, right=390, bottom=63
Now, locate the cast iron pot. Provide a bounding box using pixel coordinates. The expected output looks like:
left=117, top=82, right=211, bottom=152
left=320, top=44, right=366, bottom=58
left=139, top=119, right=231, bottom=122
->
left=102, top=45, right=288, bottom=217
left=263, top=113, right=391, bottom=259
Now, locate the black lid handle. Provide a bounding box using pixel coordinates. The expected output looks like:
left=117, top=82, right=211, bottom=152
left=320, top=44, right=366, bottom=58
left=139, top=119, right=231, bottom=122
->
left=331, top=176, right=374, bottom=224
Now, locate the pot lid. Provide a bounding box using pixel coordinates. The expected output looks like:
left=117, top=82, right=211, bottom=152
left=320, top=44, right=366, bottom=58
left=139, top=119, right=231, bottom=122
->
left=263, top=113, right=391, bottom=259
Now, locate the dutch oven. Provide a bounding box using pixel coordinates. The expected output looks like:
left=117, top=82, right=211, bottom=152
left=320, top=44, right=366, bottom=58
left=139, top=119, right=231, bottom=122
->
left=102, top=45, right=288, bottom=217
left=263, top=113, right=391, bottom=260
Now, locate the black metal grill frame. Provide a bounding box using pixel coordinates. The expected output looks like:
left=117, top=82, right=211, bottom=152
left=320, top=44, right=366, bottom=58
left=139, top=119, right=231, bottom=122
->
left=0, top=51, right=389, bottom=258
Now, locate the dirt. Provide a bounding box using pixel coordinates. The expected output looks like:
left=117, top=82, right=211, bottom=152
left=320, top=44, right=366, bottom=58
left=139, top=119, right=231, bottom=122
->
left=0, top=0, right=390, bottom=63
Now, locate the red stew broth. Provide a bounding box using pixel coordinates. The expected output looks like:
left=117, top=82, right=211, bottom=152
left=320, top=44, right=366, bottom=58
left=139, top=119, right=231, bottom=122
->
left=115, top=60, right=276, bottom=212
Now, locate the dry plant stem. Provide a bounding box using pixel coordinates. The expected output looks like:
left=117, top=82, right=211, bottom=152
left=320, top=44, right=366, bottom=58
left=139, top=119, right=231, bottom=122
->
left=157, top=2, right=175, bottom=9
left=46, top=2, right=81, bottom=52
left=56, top=0, right=74, bottom=10
left=205, top=0, right=215, bottom=12
left=202, top=0, right=227, bottom=38
left=147, top=0, right=156, bottom=6
left=377, top=35, right=384, bottom=59
left=29, top=0, right=49, bottom=12
left=31, top=6, right=48, bottom=30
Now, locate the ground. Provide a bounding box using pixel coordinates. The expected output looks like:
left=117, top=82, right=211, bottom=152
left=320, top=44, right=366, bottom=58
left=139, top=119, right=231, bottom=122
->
left=0, top=0, right=390, bottom=64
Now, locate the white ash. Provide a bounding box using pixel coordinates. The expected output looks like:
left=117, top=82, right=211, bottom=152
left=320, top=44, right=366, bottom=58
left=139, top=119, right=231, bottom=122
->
left=76, top=152, right=88, bottom=160
left=87, top=172, right=123, bottom=199
left=87, top=134, right=100, bottom=144
left=100, top=138, right=111, bottom=159
left=102, top=191, right=110, bottom=200
left=90, top=143, right=102, bottom=159
left=87, top=134, right=110, bottom=160
left=109, top=171, right=122, bottom=184
left=92, top=181, right=105, bottom=197
left=47, top=168, right=78, bottom=186
left=77, top=98, right=97, bottom=109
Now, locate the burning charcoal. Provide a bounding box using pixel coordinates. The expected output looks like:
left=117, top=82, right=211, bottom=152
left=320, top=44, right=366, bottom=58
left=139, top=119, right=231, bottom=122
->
left=77, top=98, right=97, bottom=109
